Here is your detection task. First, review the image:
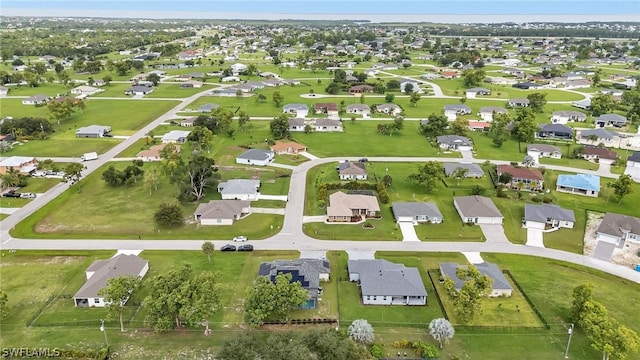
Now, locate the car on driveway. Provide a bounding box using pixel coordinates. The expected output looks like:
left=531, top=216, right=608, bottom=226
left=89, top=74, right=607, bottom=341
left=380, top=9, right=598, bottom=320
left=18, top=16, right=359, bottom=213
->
left=238, top=244, right=254, bottom=252
left=220, top=244, right=236, bottom=252
left=233, top=236, right=248, bottom=242
left=2, top=191, right=21, bottom=198
left=20, top=192, right=36, bottom=199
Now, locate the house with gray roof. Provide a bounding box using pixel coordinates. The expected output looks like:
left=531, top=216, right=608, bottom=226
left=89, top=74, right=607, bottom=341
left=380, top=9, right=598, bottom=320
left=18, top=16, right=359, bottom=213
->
left=194, top=200, right=251, bottom=225
left=537, top=124, right=573, bottom=139
left=443, top=163, right=484, bottom=178
left=479, top=106, right=507, bottom=122
left=258, top=259, right=330, bottom=309
left=443, top=104, right=471, bottom=121
left=595, top=114, right=627, bottom=128
left=161, top=130, right=190, bottom=144
left=578, top=128, right=618, bottom=146
left=125, top=85, right=154, bottom=96
left=314, top=118, right=343, bottom=132
left=375, top=103, right=402, bottom=115
left=508, top=98, right=530, bottom=107
left=21, top=94, right=50, bottom=106
left=74, top=254, right=149, bottom=307
left=338, top=161, right=367, bottom=180
left=197, top=103, right=219, bottom=112
left=436, top=135, right=473, bottom=151
left=217, top=179, right=260, bottom=201
left=283, top=103, right=309, bottom=118
left=236, top=149, right=274, bottom=166
left=346, top=104, right=371, bottom=117
left=523, top=204, right=575, bottom=229
left=453, top=196, right=503, bottom=224
left=391, top=202, right=443, bottom=224
left=625, top=152, right=640, bottom=182
left=439, top=262, right=512, bottom=297
left=348, top=259, right=427, bottom=306
left=551, top=110, right=587, bottom=124
left=465, top=87, right=491, bottom=98
left=596, top=213, right=640, bottom=247
left=527, top=144, right=562, bottom=161
left=75, top=125, right=112, bottom=138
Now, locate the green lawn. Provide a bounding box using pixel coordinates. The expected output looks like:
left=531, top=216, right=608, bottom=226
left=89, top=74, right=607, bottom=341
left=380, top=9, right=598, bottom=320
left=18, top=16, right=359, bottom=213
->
left=145, top=84, right=214, bottom=98
left=11, top=162, right=283, bottom=239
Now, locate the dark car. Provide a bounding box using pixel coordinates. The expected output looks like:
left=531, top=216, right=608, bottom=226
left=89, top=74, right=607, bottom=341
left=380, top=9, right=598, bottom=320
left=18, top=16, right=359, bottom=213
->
left=238, top=244, right=254, bottom=252
left=220, top=244, right=236, bottom=252
left=359, top=158, right=368, bottom=162
left=2, top=191, right=21, bottom=198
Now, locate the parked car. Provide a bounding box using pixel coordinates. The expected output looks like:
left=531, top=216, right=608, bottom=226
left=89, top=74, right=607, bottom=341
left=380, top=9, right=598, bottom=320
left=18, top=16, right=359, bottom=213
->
left=233, top=236, right=248, bottom=242
left=220, top=244, right=236, bottom=252
left=20, top=192, right=36, bottom=199
left=238, top=245, right=254, bottom=252
left=359, top=158, right=368, bottom=162
left=32, top=171, right=47, bottom=177
left=2, top=191, right=21, bottom=198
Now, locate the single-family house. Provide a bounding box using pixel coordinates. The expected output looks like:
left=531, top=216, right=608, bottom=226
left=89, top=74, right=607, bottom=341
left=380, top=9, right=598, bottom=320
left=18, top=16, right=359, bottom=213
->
left=283, top=103, right=309, bottom=118
left=625, top=152, right=640, bottom=181
left=136, top=143, right=180, bottom=161
left=0, top=156, right=38, bottom=175
left=465, top=87, right=491, bottom=98
left=326, top=191, right=380, bottom=222
left=479, top=107, right=508, bottom=122
left=485, top=76, right=517, bottom=85
left=453, top=195, right=504, bottom=224
left=346, top=104, right=371, bottom=117
left=180, top=117, right=196, bottom=127
left=270, top=140, right=307, bottom=154
left=527, top=144, right=562, bottom=161
left=314, top=118, right=343, bottom=132
left=221, top=76, right=241, bottom=83
left=537, top=124, right=573, bottom=140
left=467, top=121, right=491, bottom=132
left=565, top=79, right=591, bottom=89
left=217, top=179, right=260, bottom=201
left=436, top=135, right=473, bottom=151
left=230, top=63, right=248, bottom=75
left=375, top=104, right=402, bottom=115
left=314, top=103, right=339, bottom=116
left=391, top=202, right=443, bottom=224
left=595, top=114, right=627, bottom=128
left=551, top=111, right=587, bottom=124
left=512, top=82, right=541, bottom=90
left=577, top=146, right=617, bottom=163
left=73, top=254, right=149, bottom=307
left=556, top=173, right=600, bottom=197
left=497, top=164, right=544, bottom=191
left=338, top=161, right=367, bottom=180
left=21, top=94, right=50, bottom=105
left=70, top=85, right=101, bottom=96
left=595, top=213, right=640, bottom=246
left=288, top=118, right=306, bottom=132
left=579, top=129, right=617, bottom=145
left=348, top=85, right=374, bottom=94
left=236, top=149, right=274, bottom=166
left=75, top=125, right=112, bottom=138
left=197, top=103, right=219, bottom=113
left=443, top=104, right=472, bottom=121
left=523, top=204, right=575, bottom=229
left=443, top=163, right=484, bottom=178
left=572, top=99, right=591, bottom=110
left=180, top=80, right=204, bottom=88
left=400, top=81, right=423, bottom=94
left=441, top=71, right=460, bottom=79
left=210, top=88, right=239, bottom=97
left=125, top=86, right=154, bottom=96
left=508, top=98, right=529, bottom=107
left=258, top=259, right=330, bottom=309
left=161, top=130, right=190, bottom=144
left=348, top=259, right=427, bottom=305
left=194, top=200, right=251, bottom=225
left=439, top=262, right=512, bottom=297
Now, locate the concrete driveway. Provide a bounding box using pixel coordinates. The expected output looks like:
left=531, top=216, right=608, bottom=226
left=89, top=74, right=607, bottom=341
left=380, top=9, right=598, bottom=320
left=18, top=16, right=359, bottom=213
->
left=526, top=228, right=545, bottom=247
left=258, top=194, right=288, bottom=201
left=479, top=224, right=510, bottom=243
left=460, top=150, right=474, bottom=161
left=250, top=207, right=285, bottom=215
left=398, top=222, right=420, bottom=242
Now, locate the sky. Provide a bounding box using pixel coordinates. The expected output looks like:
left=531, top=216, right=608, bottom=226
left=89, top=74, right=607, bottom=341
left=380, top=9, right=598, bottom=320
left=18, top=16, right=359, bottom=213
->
left=2, top=1, right=639, bottom=23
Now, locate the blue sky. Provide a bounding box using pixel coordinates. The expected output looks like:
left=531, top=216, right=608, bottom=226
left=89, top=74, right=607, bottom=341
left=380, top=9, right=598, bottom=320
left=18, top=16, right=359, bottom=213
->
left=2, top=1, right=639, bottom=22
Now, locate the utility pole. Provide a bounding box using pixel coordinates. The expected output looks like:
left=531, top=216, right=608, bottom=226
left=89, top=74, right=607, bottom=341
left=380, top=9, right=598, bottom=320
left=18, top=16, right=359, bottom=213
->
left=564, top=323, right=575, bottom=359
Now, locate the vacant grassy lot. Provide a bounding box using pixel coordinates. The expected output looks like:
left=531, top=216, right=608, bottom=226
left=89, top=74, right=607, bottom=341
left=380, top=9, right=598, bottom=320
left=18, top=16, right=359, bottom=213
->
left=11, top=162, right=283, bottom=239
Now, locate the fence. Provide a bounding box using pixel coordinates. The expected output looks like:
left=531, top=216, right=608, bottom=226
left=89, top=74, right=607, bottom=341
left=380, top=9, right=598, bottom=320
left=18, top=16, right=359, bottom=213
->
left=25, top=295, right=56, bottom=327
left=262, top=318, right=338, bottom=326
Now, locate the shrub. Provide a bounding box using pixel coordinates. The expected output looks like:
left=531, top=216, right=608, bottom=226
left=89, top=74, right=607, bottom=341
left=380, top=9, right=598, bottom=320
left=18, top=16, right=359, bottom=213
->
left=348, top=319, right=375, bottom=344
left=542, top=196, right=553, bottom=203
left=369, top=343, right=385, bottom=358
left=154, top=203, right=184, bottom=228
left=471, top=185, right=486, bottom=195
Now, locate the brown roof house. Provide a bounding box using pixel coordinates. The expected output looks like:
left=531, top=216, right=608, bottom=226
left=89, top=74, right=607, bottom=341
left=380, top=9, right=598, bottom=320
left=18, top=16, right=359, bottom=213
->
left=270, top=140, right=307, bottom=155
left=497, top=164, right=544, bottom=191
left=73, top=254, right=149, bottom=307
left=314, top=103, right=339, bottom=116
left=136, top=143, right=181, bottom=161
left=453, top=195, right=503, bottom=225
left=194, top=200, right=251, bottom=225
left=337, top=161, right=367, bottom=180
left=327, top=191, right=380, bottom=223
left=578, top=146, right=618, bottom=164
left=596, top=213, right=640, bottom=247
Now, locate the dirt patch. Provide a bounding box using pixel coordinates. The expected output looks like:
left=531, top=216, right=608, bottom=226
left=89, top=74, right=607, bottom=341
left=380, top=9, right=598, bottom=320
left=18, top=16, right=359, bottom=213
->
left=584, top=211, right=640, bottom=267
left=218, top=165, right=274, bottom=172
left=0, top=256, right=80, bottom=267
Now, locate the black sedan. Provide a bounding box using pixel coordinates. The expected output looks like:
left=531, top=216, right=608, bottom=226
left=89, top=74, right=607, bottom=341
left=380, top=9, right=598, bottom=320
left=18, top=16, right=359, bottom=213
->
left=220, top=244, right=236, bottom=252
left=238, top=244, right=254, bottom=252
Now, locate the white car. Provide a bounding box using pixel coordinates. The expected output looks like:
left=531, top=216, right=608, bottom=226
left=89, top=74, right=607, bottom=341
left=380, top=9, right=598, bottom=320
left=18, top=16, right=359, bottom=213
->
left=233, top=236, right=248, bottom=242
left=20, top=192, right=36, bottom=199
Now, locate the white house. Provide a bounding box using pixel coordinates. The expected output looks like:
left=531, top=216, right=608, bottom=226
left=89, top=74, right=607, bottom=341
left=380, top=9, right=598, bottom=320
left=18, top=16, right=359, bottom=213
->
left=236, top=149, right=275, bottom=166
left=440, top=262, right=512, bottom=297
left=523, top=204, right=575, bottom=230
left=346, top=104, right=371, bottom=117
left=453, top=196, right=503, bottom=225
left=21, top=94, right=50, bottom=105
left=443, top=104, right=471, bottom=121
left=194, top=200, right=251, bottom=225
left=161, top=130, right=190, bottom=144
left=283, top=103, right=309, bottom=118
left=230, top=63, right=248, bottom=75
left=337, top=161, right=367, bottom=180
left=391, top=202, right=443, bottom=224
left=217, top=179, right=260, bottom=201
left=348, top=259, right=427, bottom=306
left=551, top=111, right=587, bottom=124
left=526, top=144, right=562, bottom=163
left=71, top=85, right=101, bottom=96
left=624, top=152, right=640, bottom=182
left=479, top=107, right=508, bottom=122
left=465, top=87, right=491, bottom=98
left=595, top=213, right=640, bottom=246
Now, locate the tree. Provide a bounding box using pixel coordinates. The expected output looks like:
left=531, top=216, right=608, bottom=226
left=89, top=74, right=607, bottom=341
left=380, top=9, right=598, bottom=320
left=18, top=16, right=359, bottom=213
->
left=407, top=161, right=443, bottom=193
left=187, top=126, right=214, bottom=153
left=512, top=107, right=537, bottom=144
left=173, top=155, right=219, bottom=202
left=102, top=74, right=112, bottom=85
left=270, top=114, right=290, bottom=139
left=386, top=79, right=400, bottom=90
left=154, top=203, right=184, bottom=228
left=444, top=265, right=493, bottom=323
left=384, top=93, right=395, bottom=103
left=571, top=283, right=594, bottom=323
left=489, top=112, right=511, bottom=147
left=47, top=98, right=75, bottom=125
left=180, top=271, right=221, bottom=335
left=244, top=273, right=308, bottom=327
left=143, top=168, right=160, bottom=195
left=498, top=172, right=513, bottom=185
left=99, top=276, right=141, bottom=332
left=57, top=70, right=71, bottom=87
left=404, top=82, right=414, bottom=94
left=419, top=114, right=449, bottom=138
left=348, top=319, right=374, bottom=344
left=452, top=167, right=469, bottom=185
left=238, top=111, right=250, bottom=131
left=63, top=163, right=86, bottom=187
left=382, top=174, right=393, bottom=188
left=462, top=69, right=486, bottom=87
left=429, top=318, right=455, bottom=349
left=409, top=92, right=421, bottom=107
left=272, top=91, right=284, bottom=107
left=526, top=92, right=547, bottom=113
left=450, top=118, right=469, bottom=136
left=146, top=73, right=161, bottom=86
left=201, top=241, right=214, bottom=262
left=590, top=94, right=616, bottom=117
left=608, top=174, right=634, bottom=204
left=0, top=290, right=7, bottom=318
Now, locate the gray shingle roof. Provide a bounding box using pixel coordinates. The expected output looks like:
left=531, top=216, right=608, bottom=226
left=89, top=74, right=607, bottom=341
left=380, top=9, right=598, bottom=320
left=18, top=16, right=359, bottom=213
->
left=194, top=200, right=249, bottom=220
left=628, top=151, right=640, bottom=162
left=436, top=135, right=472, bottom=147
left=348, top=259, right=427, bottom=297
left=74, top=254, right=148, bottom=299
left=217, top=179, right=260, bottom=196
left=258, top=259, right=330, bottom=299
left=580, top=128, right=618, bottom=140
left=596, top=213, right=640, bottom=238
left=454, top=196, right=503, bottom=218
left=443, top=163, right=484, bottom=177
left=527, top=144, right=562, bottom=153
left=524, top=204, right=575, bottom=223
left=439, top=262, right=512, bottom=291
left=338, top=161, right=366, bottom=175
left=392, top=202, right=443, bottom=219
